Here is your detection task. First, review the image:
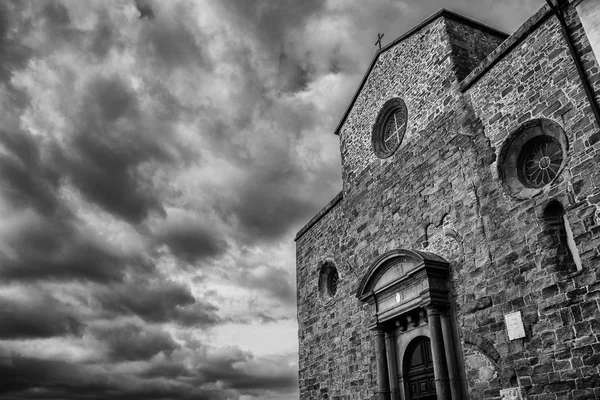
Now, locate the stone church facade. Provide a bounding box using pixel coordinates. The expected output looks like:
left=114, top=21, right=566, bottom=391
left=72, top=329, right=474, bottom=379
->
left=295, top=1, right=600, bottom=399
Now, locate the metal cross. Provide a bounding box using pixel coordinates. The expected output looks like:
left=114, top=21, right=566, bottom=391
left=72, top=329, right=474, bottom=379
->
left=375, top=33, right=384, bottom=50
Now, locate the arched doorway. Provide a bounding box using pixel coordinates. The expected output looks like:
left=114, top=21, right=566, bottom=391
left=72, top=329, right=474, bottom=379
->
left=405, top=337, right=436, bottom=400
left=356, top=249, right=463, bottom=400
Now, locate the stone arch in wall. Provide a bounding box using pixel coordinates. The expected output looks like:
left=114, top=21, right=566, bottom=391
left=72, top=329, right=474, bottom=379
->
left=462, top=331, right=501, bottom=365
left=461, top=330, right=517, bottom=399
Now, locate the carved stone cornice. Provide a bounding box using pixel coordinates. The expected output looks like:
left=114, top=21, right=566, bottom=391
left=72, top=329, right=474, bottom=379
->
left=357, top=248, right=451, bottom=324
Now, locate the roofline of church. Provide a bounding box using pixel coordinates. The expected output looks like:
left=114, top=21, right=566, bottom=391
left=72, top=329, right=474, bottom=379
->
left=294, top=191, right=343, bottom=241
left=332, top=9, right=510, bottom=136
left=460, top=5, right=552, bottom=91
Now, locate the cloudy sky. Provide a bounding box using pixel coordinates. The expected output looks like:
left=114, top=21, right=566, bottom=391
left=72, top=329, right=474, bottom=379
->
left=0, top=1, right=545, bottom=399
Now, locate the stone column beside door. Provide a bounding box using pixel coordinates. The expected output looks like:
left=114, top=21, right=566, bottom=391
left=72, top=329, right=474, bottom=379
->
left=373, top=326, right=391, bottom=400
left=427, top=306, right=451, bottom=400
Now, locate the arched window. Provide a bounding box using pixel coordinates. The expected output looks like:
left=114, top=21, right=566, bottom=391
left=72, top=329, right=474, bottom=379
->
left=541, top=200, right=581, bottom=273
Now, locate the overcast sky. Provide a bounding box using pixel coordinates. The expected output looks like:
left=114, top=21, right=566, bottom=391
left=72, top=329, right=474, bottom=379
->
left=0, top=1, right=545, bottom=399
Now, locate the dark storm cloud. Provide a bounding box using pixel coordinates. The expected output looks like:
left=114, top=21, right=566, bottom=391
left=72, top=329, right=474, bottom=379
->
left=220, top=0, right=323, bottom=50
left=277, top=48, right=313, bottom=93
left=0, top=357, right=100, bottom=396
left=145, top=19, right=207, bottom=69
left=93, top=322, right=179, bottom=362
left=98, top=279, right=193, bottom=319
left=209, top=144, right=322, bottom=245
left=0, top=131, right=62, bottom=216
left=1, top=1, right=309, bottom=399
left=157, top=221, right=229, bottom=262
left=240, top=266, right=296, bottom=307
left=42, top=1, right=70, bottom=26
left=225, top=167, right=316, bottom=243
left=62, top=75, right=169, bottom=224
left=193, top=52, right=326, bottom=244
left=0, top=216, right=150, bottom=283
left=97, top=279, right=221, bottom=328
left=135, top=0, right=155, bottom=20
left=0, top=354, right=237, bottom=400
left=0, top=2, right=34, bottom=81
left=229, top=374, right=298, bottom=392
left=37, top=1, right=95, bottom=59
left=218, top=0, right=325, bottom=93
left=90, top=13, right=114, bottom=59
left=198, top=51, right=270, bottom=147
left=139, top=359, right=192, bottom=380
left=134, top=1, right=211, bottom=71
left=1, top=73, right=172, bottom=226
left=0, top=292, right=84, bottom=339
left=0, top=4, right=66, bottom=217
left=232, top=182, right=314, bottom=241
left=171, top=301, right=221, bottom=327
left=197, top=347, right=298, bottom=393
left=0, top=342, right=296, bottom=400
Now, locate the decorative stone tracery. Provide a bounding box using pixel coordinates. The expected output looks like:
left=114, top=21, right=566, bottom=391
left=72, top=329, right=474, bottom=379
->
left=497, top=118, right=569, bottom=199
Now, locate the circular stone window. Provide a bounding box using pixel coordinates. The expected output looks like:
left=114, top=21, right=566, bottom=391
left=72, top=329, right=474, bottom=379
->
left=372, top=98, right=408, bottom=158
left=498, top=119, right=568, bottom=199
left=518, top=136, right=563, bottom=188
left=318, top=260, right=339, bottom=302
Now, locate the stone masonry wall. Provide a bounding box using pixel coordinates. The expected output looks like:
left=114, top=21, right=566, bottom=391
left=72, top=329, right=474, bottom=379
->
left=298, top=107, right=494, bottom=400
left=339, top=16, right=456, bottom=195
left=462, top=3, right=600, bottom=399
left=445, top=19, right=507, bottom=82
left=296, top=4, right=600, bottom=400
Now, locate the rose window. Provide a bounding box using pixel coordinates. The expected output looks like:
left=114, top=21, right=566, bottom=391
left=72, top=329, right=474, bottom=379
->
left=518, top=136, right=563, bottom=188
left=497, top=119, right=569, bottom=199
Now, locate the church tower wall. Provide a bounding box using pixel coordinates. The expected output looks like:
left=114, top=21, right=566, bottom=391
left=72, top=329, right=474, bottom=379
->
left=460, top=3, right=600, bottom=399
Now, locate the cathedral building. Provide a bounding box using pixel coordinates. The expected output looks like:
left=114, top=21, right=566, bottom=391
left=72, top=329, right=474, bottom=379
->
left=295, top=1, right=600, bottom=399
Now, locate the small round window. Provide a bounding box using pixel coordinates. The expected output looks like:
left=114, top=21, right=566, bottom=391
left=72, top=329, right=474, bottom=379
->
left=372, top=98, right=408, bottom=158
left=498, top=119, right=568, bottom=199
left=318, top=260, right=339, bottom=302
left=326, top=269, right=339, bottom=296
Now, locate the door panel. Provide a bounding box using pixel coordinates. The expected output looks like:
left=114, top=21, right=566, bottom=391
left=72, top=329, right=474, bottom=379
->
left=405, top=337, right=436, bottom=400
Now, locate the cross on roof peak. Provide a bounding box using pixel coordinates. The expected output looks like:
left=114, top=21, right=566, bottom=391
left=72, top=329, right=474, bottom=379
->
left=375, top=33, right=384, bottom=50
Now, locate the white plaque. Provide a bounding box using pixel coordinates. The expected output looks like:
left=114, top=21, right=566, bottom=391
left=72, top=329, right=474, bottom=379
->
left=500, top=387, right=523, bottom=400
left=504, top=311, right=526, bottom=340
left=395, top=293, right=401, bottom=304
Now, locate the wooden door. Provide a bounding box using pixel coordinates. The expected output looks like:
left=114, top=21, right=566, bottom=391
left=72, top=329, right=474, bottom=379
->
left=405, top=337, right=436, bottom=400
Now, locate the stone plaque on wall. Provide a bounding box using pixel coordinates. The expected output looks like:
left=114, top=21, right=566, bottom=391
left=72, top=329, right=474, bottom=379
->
left=504, top=311, right=526, bottom=340
left=500, top=387, right=523, bottom=400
